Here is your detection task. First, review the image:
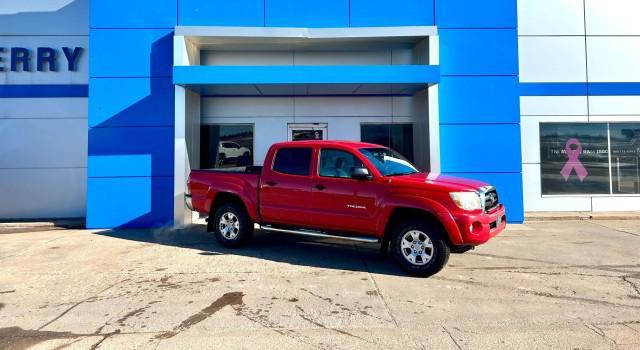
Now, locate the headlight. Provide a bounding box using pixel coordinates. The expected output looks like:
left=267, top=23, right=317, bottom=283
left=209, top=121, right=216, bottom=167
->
left=450, top=192, right=482, bottom=211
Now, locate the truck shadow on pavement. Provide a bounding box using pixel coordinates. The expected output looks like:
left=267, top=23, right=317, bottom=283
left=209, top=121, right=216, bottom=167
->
left=93, top=224, right=410, bottom=277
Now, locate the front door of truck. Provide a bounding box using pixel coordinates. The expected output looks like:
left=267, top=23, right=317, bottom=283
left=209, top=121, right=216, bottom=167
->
left=260, top=146, right=315, bottom=227
left=311, top=148, right=378, bottom=235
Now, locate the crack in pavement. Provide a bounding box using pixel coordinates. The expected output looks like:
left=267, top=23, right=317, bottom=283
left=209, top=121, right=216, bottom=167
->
left=584, top=323, right=619, bottom=347
left=232, top=303, right=328, bottom=350
left=154, top=291, right=244, bottom=340
left=89, top=330, right=121, bottom=350
left=434, top=276, right=640, bottom=309
left=357, top=253, right=399, bottom=328
left=622, top=276, right=640, bottom=297
left=37, top=278, right=130, bottom=331
left=442, top=326, right=463, bottom=350
left=294, top=305, right=371, bottom=344
left=586, top=221, right=640, bottom=237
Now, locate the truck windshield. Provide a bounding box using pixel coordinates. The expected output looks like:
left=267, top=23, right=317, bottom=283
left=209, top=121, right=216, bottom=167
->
left=359, top=148, right=420, bottom=176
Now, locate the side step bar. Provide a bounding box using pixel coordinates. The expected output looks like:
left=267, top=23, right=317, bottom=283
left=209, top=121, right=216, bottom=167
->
left=259, top=225, right=380, bottom=244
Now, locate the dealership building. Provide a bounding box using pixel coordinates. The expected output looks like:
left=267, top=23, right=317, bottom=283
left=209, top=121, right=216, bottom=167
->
left=1, top=0, right=640, bottom=228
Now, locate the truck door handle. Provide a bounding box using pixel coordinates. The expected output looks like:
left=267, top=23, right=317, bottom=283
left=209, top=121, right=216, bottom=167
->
left=314, top=184, right=326, bottom=191
left=265, top=180, right=277, bottom=187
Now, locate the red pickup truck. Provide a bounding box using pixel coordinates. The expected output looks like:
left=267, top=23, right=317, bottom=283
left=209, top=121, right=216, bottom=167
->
left=187, top=141, right=506, bottom=277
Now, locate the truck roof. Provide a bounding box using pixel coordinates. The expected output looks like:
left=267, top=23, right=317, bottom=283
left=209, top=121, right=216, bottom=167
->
left=272, top=140, right=383, bottom=149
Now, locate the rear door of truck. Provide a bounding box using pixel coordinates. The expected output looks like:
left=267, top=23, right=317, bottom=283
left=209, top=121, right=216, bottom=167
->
left=259, top=145, right=315, bottom=227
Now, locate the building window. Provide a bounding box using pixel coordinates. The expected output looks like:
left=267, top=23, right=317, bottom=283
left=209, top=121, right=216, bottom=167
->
left=610, top=123, right=640, bottom=194
left=539, top=123, right=640, bottom=195
left=273, top=148, right=312, bottom=176
left=201, top=124, right=254, bottom=169
left=361, top=123, right=414, bottom=162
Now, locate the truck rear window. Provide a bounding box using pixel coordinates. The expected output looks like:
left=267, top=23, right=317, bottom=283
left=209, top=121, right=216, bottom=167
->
left=273, top=148, right=312, bottom=176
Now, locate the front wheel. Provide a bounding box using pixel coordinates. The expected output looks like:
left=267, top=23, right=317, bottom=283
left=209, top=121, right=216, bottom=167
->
left=390, top=220, right=450, bottom=277
left=211, top=203, right=253, bottom=248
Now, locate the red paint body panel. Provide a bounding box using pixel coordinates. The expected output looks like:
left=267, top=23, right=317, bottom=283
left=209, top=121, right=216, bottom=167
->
left=188, top=140, right=506, bottom=246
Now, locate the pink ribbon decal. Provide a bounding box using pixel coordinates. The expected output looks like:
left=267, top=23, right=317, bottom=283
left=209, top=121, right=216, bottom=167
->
left=560, top=138, right=588, bottom=182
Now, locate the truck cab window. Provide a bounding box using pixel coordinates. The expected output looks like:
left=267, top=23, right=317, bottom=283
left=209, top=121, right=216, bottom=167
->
left=273, top=148, right=312, bottom=176
left=319, top=149, right=364, bottom=178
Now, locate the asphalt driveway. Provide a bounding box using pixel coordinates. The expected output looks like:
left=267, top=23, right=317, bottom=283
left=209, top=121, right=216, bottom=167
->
left=0, top=220, right=639, bottom=349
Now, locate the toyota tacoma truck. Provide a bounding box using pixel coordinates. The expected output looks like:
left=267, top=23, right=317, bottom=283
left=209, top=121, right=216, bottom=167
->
left=187, top=141, right=506, bottom=277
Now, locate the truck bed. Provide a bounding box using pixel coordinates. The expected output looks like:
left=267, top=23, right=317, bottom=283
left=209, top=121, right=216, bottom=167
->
left=188, top=167, right=262, bottom=216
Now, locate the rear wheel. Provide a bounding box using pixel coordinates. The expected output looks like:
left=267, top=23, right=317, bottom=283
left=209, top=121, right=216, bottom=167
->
left=390, top=219, right=450, bottom=277
left=211, top=203, right=253, bottom=247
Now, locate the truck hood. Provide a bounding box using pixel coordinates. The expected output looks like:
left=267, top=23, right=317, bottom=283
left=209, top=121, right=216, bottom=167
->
left=390, top=172, right=489, bottom=192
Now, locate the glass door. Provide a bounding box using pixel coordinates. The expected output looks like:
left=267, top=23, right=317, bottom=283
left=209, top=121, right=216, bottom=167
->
left=288, top=123, right=328, bottom=141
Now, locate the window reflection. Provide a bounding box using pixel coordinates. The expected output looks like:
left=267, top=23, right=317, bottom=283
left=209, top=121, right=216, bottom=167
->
left=611, top=124, right=640, bottom=194
left=361, top=124, right=414, bottom=162
left=539, top=123, right=610, bottom=195
left=201, top=125, right=254, bottom=169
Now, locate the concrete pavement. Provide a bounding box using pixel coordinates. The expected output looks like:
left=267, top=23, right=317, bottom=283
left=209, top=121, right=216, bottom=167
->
left=0, top=220, right=639, bottom=349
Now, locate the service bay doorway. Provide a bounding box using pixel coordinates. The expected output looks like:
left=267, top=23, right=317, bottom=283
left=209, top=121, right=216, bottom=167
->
left=288, top=123, right=328, bottom=141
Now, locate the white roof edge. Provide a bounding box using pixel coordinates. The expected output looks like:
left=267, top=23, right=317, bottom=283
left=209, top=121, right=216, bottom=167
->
left=175, top=26, right=437, bottom=38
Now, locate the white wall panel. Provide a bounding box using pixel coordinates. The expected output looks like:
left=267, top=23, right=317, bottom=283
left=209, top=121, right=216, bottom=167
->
left=520, top=96, right=588, bottom=116
left=587, top=37, right=640, bottom=82
left=522, top=164, right=593, bottom=212
left=519, top=37, right=586, bottom=83
left=0, top=98, right=87, bottom=118
left=589, top=96, right=640, bottom=116
left=518, top=0, right=585, bottom=36
left=201, top=49, right=414, bottom=66
left=585, top=0, right=640, bottom=35
left=520, top=115, right=588, bottom=164
left=294, top=50, right=391, bottom=65
left=0, top=168, right=86, bottom=218
left=0, top=118, right=87, bottom=168
left=393, top=97, right=412, bottom=117
left=203, top=96, right=410, bottom=118
left=0, top=36, right=88, bottom=84
left=0, top=0, right=88, bottom=220
left=202, top=97, right=294, bottom=117
left=294, top=96, right=394, bottom=117
left=592, top=197, right=640, bottom=212
left=201, top=51, right=293, bottom=66
left=0, top=0, right=88, bottom=35
left=294, top=117, right=363, bottom=141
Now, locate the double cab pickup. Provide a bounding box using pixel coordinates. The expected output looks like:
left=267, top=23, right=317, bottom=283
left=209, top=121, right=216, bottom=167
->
left=187, top=141, right=506, bottom=277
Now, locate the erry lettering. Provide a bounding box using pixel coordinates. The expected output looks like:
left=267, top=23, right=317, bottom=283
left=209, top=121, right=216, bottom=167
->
left=0, top=47, right=84, bottom=72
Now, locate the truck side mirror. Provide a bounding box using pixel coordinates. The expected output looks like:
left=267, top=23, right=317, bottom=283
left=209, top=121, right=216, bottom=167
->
left=351, top=167, right=372, bottom=180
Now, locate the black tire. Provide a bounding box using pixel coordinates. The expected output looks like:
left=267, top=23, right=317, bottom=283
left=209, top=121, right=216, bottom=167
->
left=450, top=245, right=474, bottom=254
left=210, top=203, right=253, bottom=248
left=217, top=154, right=226, bottom=166
left=390, top=219, right=450, bottom=277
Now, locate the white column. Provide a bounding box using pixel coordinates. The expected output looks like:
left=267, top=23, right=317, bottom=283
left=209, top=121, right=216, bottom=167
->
left=428, top=35, right=441, bottom=173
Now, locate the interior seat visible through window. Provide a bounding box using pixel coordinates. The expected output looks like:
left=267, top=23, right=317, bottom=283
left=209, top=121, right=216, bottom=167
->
left=319, top=149, right=364, bottom=178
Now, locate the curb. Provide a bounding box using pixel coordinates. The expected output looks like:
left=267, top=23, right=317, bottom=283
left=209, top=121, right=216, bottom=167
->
left=525, top=212, right=640, bottom=222
left=0, top=219, right=85, bottom=229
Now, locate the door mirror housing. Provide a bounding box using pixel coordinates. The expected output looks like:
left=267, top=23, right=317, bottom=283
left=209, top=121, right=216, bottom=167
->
left=351, top=167, right=372, bottom=180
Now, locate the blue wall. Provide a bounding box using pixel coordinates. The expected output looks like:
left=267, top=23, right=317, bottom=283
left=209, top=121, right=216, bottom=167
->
left=436, top=0, right=524, bottom=222
left=88, top=3, right=176, bottom=228
left=88, top=0, right=523, bottom=227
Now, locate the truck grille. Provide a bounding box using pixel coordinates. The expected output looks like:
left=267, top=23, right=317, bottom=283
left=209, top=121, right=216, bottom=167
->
left=484, top=188, right=499, bottom=212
